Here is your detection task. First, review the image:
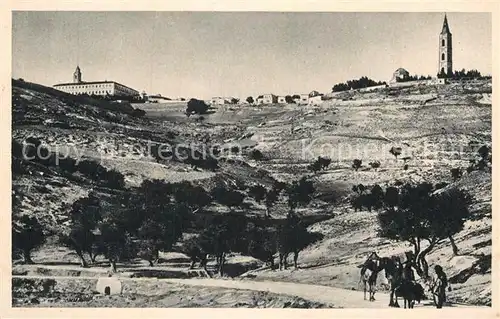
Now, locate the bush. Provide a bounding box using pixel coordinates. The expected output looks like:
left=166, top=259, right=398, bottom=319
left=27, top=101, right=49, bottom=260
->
left=132, top=108, right=146, bottom=118
left=183, top=148, right=219, bottom=171
left=249, top=149, right=264, bottom=161
left=467, top=145, right=491, bottom=173
left=352, top=159, right=362, bottom=171
left=211, top=184, right=246, bottom=208
left=76, top=160, right=125, bottom=189
left=350, top=184, right=384, bottom=212
left=59, top=157, right=78, bottom=173
left=169, top=181, right=211, bottom=211
left=369, top=161, right=381, bottom=169
left=389, top=147, right=402, bottom=159
left=249, top=184, right=267, bottom=203
left=307, top=161, right=322, bottom=173
left=309, top=156, right=331, bottom=173
left=450, top=168, right=463, bottom=181
left=103, top=169, right=126, bottom=189
left=230, top=145, right=241, bottom=153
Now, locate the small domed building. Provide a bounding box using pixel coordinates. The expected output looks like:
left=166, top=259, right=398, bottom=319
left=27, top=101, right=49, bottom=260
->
left=390, top=68, right=410, bottom=83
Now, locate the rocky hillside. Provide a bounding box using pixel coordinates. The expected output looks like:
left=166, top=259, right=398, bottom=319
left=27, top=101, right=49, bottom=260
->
left=12, top=78, right=492, bottom=306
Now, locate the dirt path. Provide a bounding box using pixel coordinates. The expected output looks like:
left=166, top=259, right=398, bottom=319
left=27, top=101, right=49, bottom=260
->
left=164, top=278, right=390, bottom=308
left=13, top=275, right=481, bottom=309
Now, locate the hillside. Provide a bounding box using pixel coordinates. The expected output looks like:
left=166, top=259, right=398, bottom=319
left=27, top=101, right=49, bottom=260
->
left=11, top=79, right=492, bottom=307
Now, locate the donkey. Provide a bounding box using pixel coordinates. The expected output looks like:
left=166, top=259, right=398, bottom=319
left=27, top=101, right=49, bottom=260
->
left=360, top=252, right=403, bottom=307
left=395, top=281, right=426, bottom=309
left=358, top=252, right=386, bottom=301
left=359, top=265, right=380, bottom=301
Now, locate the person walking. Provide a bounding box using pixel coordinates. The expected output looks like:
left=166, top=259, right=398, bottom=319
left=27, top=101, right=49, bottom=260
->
left=431, top=265, right=448, bottom=308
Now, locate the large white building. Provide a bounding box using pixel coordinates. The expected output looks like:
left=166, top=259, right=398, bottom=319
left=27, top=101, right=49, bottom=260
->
left=53, top=66, right=139, bottom=97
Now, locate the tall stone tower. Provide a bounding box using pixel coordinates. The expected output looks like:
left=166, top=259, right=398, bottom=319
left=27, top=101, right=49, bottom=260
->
left=73, top=65, right=82, bottom=83
left=438, top=14, right=453, bottom=76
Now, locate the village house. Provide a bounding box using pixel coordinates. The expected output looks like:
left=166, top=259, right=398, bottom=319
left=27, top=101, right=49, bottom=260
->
left=145, top=94, right=172, bottom=103
left=298, top=94, right=309, bottom=105
left=277, top=96, right=287, bottom=104
left=263, top=94, right=278, bottom=104
left=308, top=95, right=323, bottom=106
left=210, top=97, right=236, bottom=105
left=256, top=94, right=277, bottom=105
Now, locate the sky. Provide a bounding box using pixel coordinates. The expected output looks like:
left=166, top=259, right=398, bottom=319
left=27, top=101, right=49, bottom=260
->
left=12, top=12, right=492, bottom=100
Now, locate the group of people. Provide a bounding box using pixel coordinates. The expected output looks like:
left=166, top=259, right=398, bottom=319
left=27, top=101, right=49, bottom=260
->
left=399, top=255, right=449, bottom=308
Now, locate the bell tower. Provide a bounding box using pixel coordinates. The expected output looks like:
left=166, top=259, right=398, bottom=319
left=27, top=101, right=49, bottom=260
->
left=73, top=65, right=82, bottom=83
left=438, top=14, right=453, bottom=76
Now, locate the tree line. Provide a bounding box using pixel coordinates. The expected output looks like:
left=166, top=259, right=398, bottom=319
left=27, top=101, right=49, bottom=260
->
left=332, top=76, right=387, bottom=92
left=12, top=174, right=322, bottom=276
left=437, top=68, right=484, bottom=79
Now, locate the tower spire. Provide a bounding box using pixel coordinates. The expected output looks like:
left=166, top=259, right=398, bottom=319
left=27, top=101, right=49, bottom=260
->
left=441, top=13, right=451, bottom=34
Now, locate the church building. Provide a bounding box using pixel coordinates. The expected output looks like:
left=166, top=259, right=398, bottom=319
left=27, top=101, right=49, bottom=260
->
left=438, top=14, right=453, bottom=76
left=53, top=66, right=139, bottom=97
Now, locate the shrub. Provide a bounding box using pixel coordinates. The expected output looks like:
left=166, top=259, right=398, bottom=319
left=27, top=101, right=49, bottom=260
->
left=230, top=145, right=241, bottom=154
left=450, top=168, right=463, bottom=181
left=352, top=159, right=362, bottom=171
left=246, top=96, right=254, bottom=104
left=132, top=108, right=146, bottom=118
left=59, top=157, right=78, bottom=173
left=211, top=184, right=246, bottom=208
left=307, top=161, right=322, bottom=173
left=249, top=149, right=264, bottom=161
left=104, top=169, right=126, bottom=189
left=249, top=184, right=267, bottom=203
left=170, top=181, right=211, bottom=212
left=369, top=161, right=381, bottom=169
left=184, top=148, right=219, bottom=171
left=389, top=147, right=402, bottom=159
left=467, top=145, right=491, bottom=173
